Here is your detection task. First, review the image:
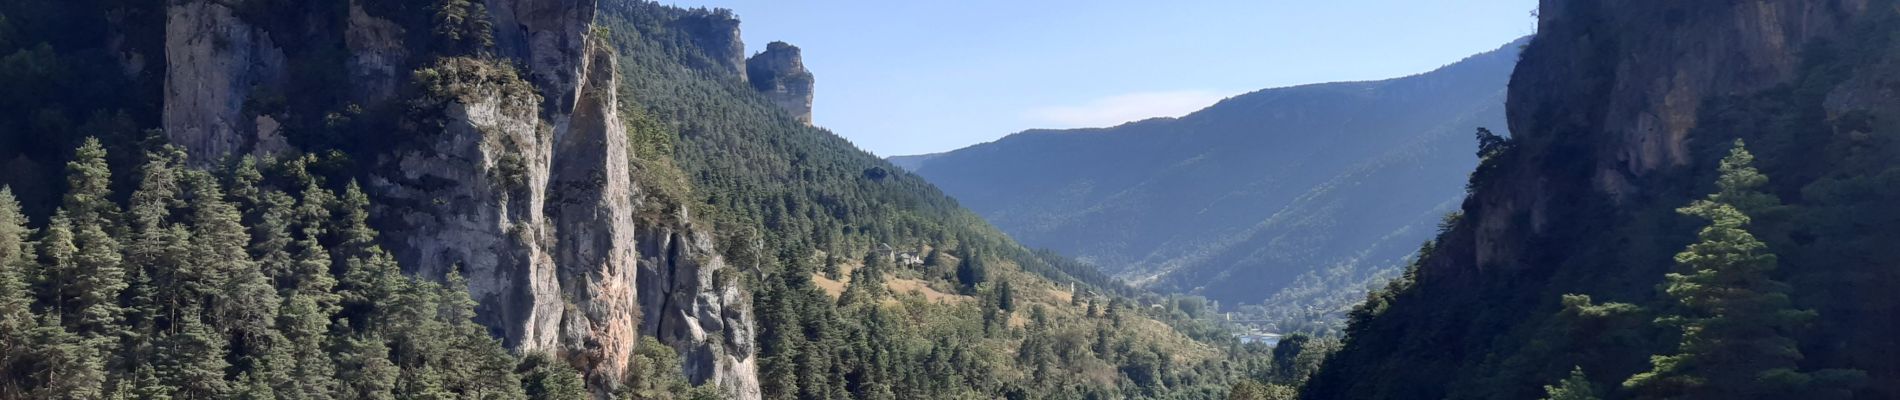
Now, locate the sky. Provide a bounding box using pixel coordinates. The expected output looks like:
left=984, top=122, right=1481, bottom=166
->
left=662, top=0, right=1540, bottom=157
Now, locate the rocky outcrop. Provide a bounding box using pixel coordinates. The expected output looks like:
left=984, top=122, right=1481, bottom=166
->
left=746, top=42, right=815, bottom=125
left=162, top=0, right=289, bottom=161
left=345, top=1, right=407, bottom=105
left=1509, top=0, right=1868, bottom=198
left=485, top=0, right=598, bottom=120
left=1470, top=0, right=1870, bottom=269
left=160, top=0, right=761, bottom=397
left=367, top=1, right=760, bottom=397
left=636, top=209, right=761, bottom=400
left=674, top=8, right=747, bottom=78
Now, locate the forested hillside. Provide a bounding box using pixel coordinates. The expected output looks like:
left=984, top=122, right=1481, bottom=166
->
left=1307, top=1, right=1900, bottom=399
left=894, top=39, right=1521, bottom=332
left=592, top=3, right=1280, bottom=398
left=0, top=0, right=1285, bottom=399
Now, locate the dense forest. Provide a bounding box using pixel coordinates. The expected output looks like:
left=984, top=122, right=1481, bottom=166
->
left=0, top=140, right=647, bottom=399
left=13, top=0, right=1889, bottom=399
left=0, top=0, right=1308, bottom=399
left=591, top=3, right=1289, bottom=398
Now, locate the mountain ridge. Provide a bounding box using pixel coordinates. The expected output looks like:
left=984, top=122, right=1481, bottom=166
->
left=893, top=37, right=1525, bottom=330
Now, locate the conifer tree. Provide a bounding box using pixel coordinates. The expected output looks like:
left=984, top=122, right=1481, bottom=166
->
left=0, top=188, right=40, bottom=398
left=995, top=280, right=1016, bottom=312
left=225, top=157, right=296, bottom=284
left=155, top=303, right=231, bottom=398
left=121, top=146, right=190, bottom=376
left=955, top=253, right=985, bottom=295
left=181, top=169, right=279, bottom=365
left=1543, top=367, right=1598, bottom=400
left=334, top=330, right=398, bottom=400
left=35, top=211, right=77, bottom=316
left=60, top=139, right=127, bottom=348
left=1624, top=140, right=1817, bottom=398
left=0, top=188, right=33, bottom=335
left=519, top=352, right=586, bottom=400
left=26, top=314, right=106, bottom=399
left=276, top=180, right=343, bottom=399
left=333, top=181, right=403, bottom=330
left=436, top=270, right=527, bottom=399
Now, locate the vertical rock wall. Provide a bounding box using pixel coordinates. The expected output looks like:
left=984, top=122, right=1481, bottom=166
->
left=162, top=0, right=290, bottom=160
left=160, top=0, right=760, bottom=397
left=746, top=41, right=815, bottom=125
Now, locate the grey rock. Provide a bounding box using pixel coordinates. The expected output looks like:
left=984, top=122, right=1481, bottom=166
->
left=746, top=41, right=815, bottom=125
left=162, top=0, right=288, bottom=161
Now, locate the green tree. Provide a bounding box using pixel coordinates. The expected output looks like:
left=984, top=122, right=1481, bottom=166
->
left=121, top=146, right=191, bottom=379
left=1228, top=380, right=1296, bottom=400
left=518, top=353, right=585, bottom=400
left=276, top=181, right=343, bottom=400
left=1624, top=140, right=1819, bottom=399
left=0, top=188, right=40, bottom=398
left=995, top=280, right=1015, bottom=312
left=182, top=169, right=280, bottom=367
left=333, top=181, right=403, bottom=330
left=1269, top=333, right=1309, bottom=384
left=1543, top=367, right=1598, bottom=400
left=59, top=139, right=127, bottom=348
left=955, top=253, right=985, bottom=295
left=155, top=303, right=231, bottom=398
left=334, top=331, right=398, bottom=400
left=25, top=314, right=106, bottom=399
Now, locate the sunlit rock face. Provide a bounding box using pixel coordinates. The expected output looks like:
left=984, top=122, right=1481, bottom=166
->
left=158, top=0, right=761, bottom=397
left=747, top=41, right=815, bottom=125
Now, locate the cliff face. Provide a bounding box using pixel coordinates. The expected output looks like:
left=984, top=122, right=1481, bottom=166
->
left=1476, top=0, right=1869, bottom=273
left=635, top=212, right=760, bottom=400
left=162, top=0, right=291, bottom=160
left=157, top=0, right=760, bottom=397
left=746, top=42, right=815, bottom=125
left=1306, top=1, right=1899, bottom=399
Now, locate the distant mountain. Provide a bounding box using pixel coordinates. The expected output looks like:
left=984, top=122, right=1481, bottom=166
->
left=894, top=38, right=1525, bottom=329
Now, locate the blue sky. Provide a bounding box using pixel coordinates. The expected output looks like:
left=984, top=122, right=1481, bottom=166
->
left=662, top=0, right=1539, bottom=157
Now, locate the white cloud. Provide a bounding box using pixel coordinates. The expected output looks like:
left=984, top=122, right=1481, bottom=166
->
left=1024, top=90, right=1228, bottom=129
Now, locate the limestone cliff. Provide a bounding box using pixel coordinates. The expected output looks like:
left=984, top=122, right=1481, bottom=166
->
left=162, top=0, right=291, bottom=160
left=1304, top=1, right=1893, bottom=398
left=1475, top=0, right=1870, bottom=270
left=158, top=0, right=761, bottom=397
left=635, top=210, right=761, bottom=400
left=746, top=41, right=815, bottom=124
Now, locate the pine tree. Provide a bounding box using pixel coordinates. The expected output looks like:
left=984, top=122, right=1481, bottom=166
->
left=225, top=157, right=296, bottom=284
left=182, top=169, right=279, bottom=365
left=1624, top=140, right=1817, bottom=399
left=436, top=270, right=527, bottom=400
left=35, top=211, right=77, bottom=316
left=61, top=139, right=127, bottom=347
left=155, top=303, right=231, bottom=398
left=0, top=188, right=40, bottom=398
left=276, top=182, right=343, bottom=399
left=955, top=253, right=985, bottom=295
left=519, top=353, right=586, bottom=400
left=334, top=330, right=398, bottom=400
left=756, top=275, right=803, bottom=400
left=995, top=280, right=1015, bottom=312
left=62, top=138, right=121, bottom=231
left=27, top=314, right=107, bottom=399
left=1543, top=367, right=1598, bottom=400
left=333, top=181, right=403, bottom=331
left=121, top=146, right=191, bottom=377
